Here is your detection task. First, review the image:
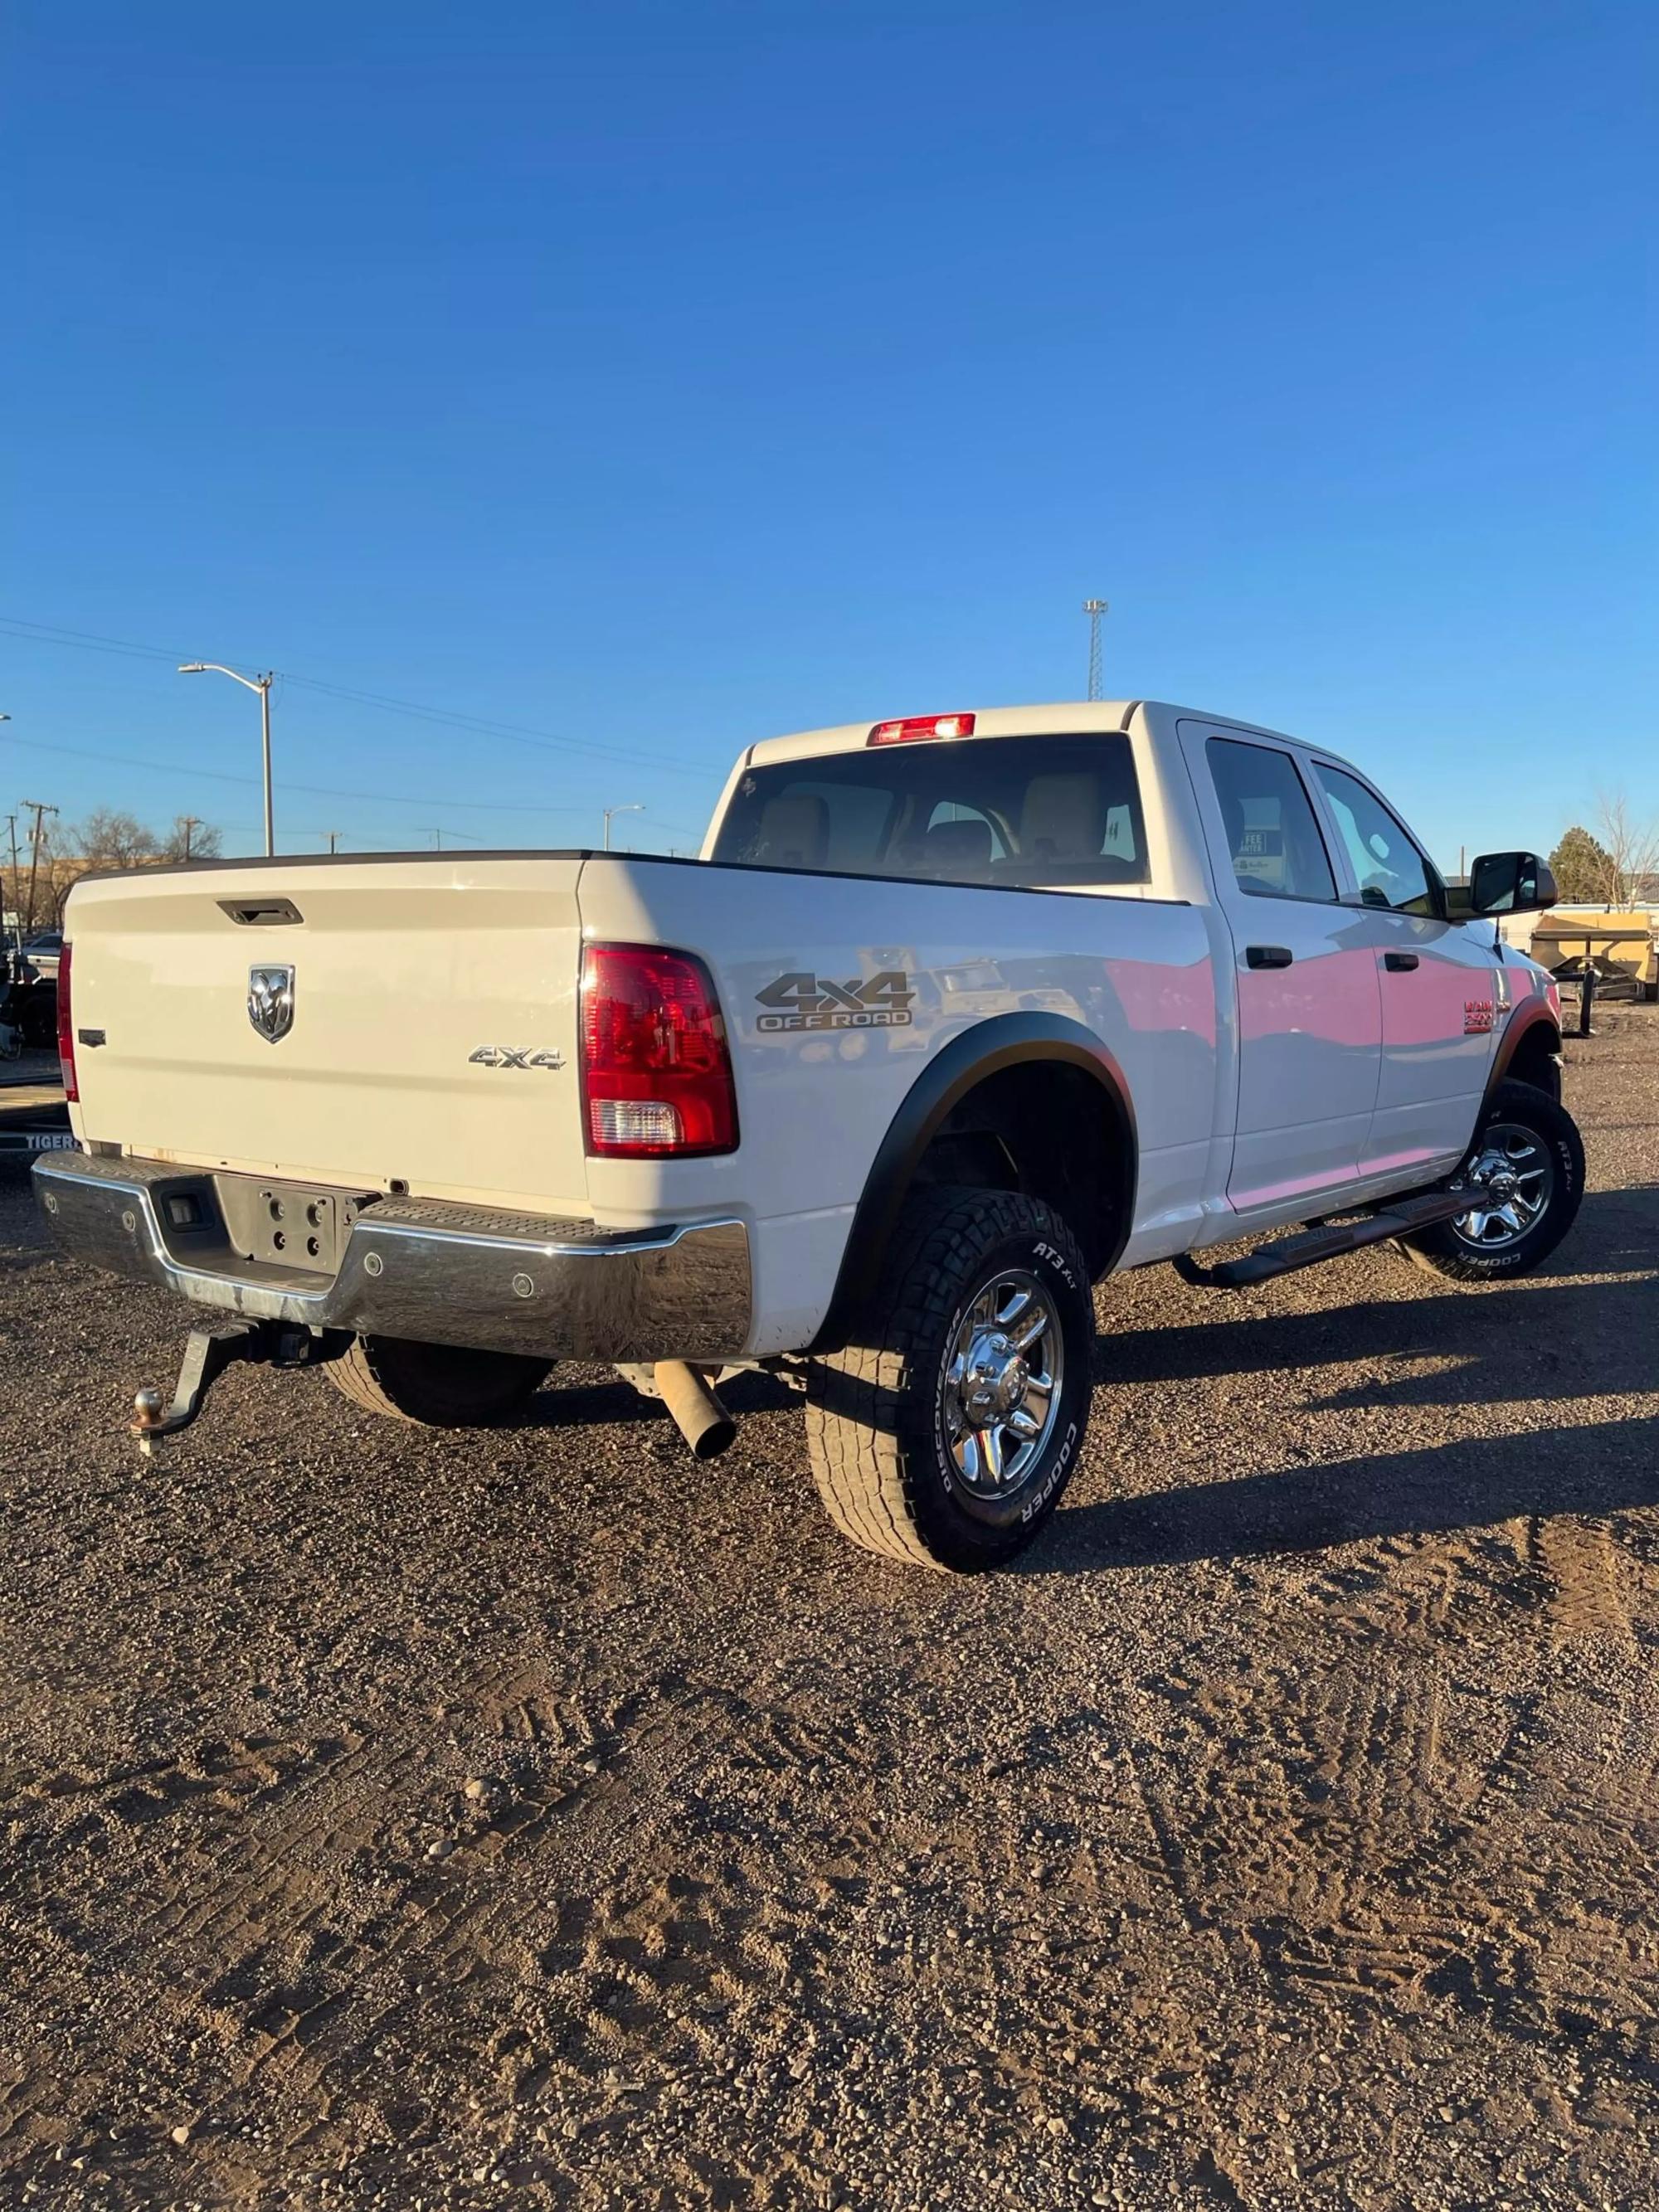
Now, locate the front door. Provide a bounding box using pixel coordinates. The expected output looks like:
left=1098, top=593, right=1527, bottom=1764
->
left=1182, top=723, right=1384, bottom=1213
left=1306, top=758, right=1498, bottom=1178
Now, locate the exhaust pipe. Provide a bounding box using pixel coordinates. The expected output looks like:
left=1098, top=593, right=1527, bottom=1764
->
left=653, top=1360, right=737, bottom=1460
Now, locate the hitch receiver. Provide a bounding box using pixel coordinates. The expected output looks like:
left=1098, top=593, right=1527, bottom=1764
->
left=131, top=1320, right=344, bottom=1456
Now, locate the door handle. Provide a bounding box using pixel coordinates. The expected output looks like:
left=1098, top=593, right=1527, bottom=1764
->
left=1384, top=950, right=1419, bottom=972
left=1245, top=945, right=1294, bottom=970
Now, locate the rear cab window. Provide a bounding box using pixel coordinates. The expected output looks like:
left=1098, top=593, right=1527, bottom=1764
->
left=1204, top=737, right=1336, bottom=902
left=711, top=734, right=1149, bottom=891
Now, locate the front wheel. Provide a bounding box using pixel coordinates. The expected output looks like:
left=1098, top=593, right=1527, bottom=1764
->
left=804, top=1187, right=1095, bottom=1572
left=1400, top=1079, right=1585, bottom=1284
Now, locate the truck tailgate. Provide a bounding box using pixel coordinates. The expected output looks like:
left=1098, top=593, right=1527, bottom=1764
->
left=66, top=857, right=591, bottom=1213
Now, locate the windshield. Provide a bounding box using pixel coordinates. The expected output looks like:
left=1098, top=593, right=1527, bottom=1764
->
left=710, top=733, right=1148, bottom=890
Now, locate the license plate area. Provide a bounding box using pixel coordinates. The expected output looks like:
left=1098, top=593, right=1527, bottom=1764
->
left=216, top=1177, right=372, bottom=1275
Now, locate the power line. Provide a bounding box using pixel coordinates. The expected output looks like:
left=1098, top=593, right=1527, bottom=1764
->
left=0, top=614, right=706, bottom=779
left=0, top=732, right=591, bottom=816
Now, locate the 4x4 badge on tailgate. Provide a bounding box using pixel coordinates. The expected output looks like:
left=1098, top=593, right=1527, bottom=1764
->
left=247, top=965, right=295, bottom=1043
left=469, top=1046, right=566, bottom=1069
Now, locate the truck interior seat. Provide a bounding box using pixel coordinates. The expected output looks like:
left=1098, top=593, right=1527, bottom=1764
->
left=752, top=793, right=830, bottom=869
left=918, top=818, right=995, bottom=875
left=1019, top=773, right=1110, bottom=860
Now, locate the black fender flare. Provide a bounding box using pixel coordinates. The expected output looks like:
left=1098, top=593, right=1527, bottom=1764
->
left=1487, top=1004, right=1563, bottom=1104
left=808, top=1013, right=1138, bottom=1354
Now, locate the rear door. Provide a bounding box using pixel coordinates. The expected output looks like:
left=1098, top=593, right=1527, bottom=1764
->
left=1181, top=722, right=1384, bottom=1212
left=1306, top=759, right=1497, bottom=1178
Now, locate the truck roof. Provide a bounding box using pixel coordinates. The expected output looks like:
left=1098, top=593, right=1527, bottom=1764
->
left=744, top=701, right=1140, bottom=768
left=741, top=699, right=1346, bottom=771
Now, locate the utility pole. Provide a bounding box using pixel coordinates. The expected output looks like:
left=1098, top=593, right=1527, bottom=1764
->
left=4, top=814, right=18, bottom=952
left=428, top=828, right=444, bottom=851
left=0, top=720, right=13, bottom=954
left=179, top=814, right=204, bottom=862
left=327, top=830, right=339, bottom=855
left=1082, top=600, right=1108, bottom=702
left=21, top=800, right=58, bottom=939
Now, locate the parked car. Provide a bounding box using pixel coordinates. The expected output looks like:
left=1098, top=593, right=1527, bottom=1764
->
left=17, top=931, right=63, bottom=982
left=35, top=699, right=1578, bottom=1570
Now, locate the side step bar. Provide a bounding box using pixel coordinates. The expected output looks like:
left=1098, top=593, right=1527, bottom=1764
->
left=1171, top=1187, right=1472, bottom=1291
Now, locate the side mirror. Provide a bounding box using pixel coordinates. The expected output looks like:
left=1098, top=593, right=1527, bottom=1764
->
left=1468, top=850, right=1557, bottom=916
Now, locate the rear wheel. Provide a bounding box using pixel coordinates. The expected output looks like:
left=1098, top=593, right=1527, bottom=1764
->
left=1400, top=1079, right=1585, bottom=1284
left=804, top=1186, right=1094, bottom=1571
left=325, top=1335, right=552, bottom=1427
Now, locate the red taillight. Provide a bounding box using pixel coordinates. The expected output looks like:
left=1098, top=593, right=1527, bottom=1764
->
left=55, top=942, right=78, bottom=1103
left=580, top=943, right=738, bottom=1158
left=868, top=712, right=975, bottom=747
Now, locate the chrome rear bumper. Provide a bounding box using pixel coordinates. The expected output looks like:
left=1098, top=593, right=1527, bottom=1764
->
left=32, top=1150, right=751, bottom=1364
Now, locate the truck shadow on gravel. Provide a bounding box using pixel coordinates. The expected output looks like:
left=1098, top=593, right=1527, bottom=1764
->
left=1045, top=1184, right=1659, bottom=1575
left=1036, top=1410, right=1659, bottom=1573
left=1097, top=1188, right=1658, bottom=1403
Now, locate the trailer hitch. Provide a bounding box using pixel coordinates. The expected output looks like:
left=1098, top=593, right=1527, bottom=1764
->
left=131, top=1320, right=347, bottom=1456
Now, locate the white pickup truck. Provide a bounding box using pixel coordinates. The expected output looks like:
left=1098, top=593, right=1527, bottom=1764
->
left=36, top=700, right=1580, bottom=1570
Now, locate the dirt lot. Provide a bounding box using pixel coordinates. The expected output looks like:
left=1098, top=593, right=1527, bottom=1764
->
left=2, top=1012, right=1657, bottom=2211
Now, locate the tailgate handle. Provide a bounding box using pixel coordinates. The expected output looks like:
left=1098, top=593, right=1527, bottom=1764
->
left=1245, top=944, right=1294, bottom=970
left=1384, top=950, right=1419, bottom=972
left=218, top=897, right=304, bottom=927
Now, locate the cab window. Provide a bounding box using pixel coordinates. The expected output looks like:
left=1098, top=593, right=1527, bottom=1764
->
left=1204, top=737, right=1336, bottom=902
left=711, top=734, right=1149, bottom=888
left=1312, top=763, right=1443, bottom=917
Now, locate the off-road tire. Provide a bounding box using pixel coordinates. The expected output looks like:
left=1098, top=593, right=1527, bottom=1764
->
left=325, top=1335, right=553, bottom=1427
left=804, top=1186, right=1094, bottom=1572
left=1400, top=1079, right=1585, bottom=1285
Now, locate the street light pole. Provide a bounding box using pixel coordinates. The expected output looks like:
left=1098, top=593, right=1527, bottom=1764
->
left=178, top=664, right=275, bottom=854
left=602, top=804, right=645, bottom=852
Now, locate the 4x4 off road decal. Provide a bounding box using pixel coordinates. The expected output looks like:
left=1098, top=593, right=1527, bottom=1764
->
left=756, top=971, right=915, bottom=1033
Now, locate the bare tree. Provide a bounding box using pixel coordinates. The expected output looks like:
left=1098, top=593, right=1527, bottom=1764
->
left=1593, top=793, right=1659, bottom=904
left=160, top=815, right=223, bottom=863
left=74, top=809, right=159, bottom=868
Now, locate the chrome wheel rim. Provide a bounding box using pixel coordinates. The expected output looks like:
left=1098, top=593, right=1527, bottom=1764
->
left=941, top=1270, right=1063, bottom=1500
left=1449, top=1121, right=1554, bottom=1249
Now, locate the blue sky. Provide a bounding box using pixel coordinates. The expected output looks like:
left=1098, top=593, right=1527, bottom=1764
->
left=5, top=1, right=1654, bottom=865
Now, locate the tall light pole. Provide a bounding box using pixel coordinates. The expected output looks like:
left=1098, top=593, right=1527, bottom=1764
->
left=602, top=804, right=644, bottom=851
left=178, top=664, right=275, bottom=854
left=1082, top=600, right=1108, bottom=702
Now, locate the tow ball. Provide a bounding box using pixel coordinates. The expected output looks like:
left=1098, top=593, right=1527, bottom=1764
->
left=131, top=1320, right=347, bottom=1457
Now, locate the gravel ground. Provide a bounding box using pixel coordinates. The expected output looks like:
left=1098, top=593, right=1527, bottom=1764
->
left=2, top=1010, right=1657, bottom=2210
